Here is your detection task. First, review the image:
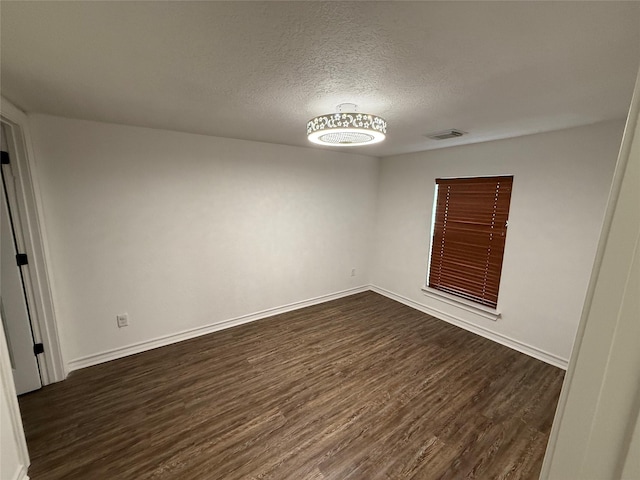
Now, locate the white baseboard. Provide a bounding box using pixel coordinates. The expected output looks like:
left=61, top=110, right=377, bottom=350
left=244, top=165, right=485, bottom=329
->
left=12, top=465, right=29, bottom=480
left=67, top=284, right=568, bottom=372
left=370, top=285, right=569, bottom=370
left=67, top=286, right=370, bottom=371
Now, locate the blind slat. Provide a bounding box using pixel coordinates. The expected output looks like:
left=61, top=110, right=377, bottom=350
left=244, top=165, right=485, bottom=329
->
left=429, top=176, right=513, bottom=309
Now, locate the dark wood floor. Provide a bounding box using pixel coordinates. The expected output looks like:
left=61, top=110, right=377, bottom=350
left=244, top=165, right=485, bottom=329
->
left=19, top=292, right=564, bottom=480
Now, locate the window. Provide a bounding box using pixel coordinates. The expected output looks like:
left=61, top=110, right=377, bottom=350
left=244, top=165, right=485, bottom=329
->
left=427, top=176, right=513, bottom=309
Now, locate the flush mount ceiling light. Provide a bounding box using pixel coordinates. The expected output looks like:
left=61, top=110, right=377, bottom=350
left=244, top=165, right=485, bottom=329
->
left=307, top=103, right=387, bottom=146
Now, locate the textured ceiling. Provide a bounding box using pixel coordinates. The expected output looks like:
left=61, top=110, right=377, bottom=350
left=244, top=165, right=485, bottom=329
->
left=1, top=1, right=639, bottom=157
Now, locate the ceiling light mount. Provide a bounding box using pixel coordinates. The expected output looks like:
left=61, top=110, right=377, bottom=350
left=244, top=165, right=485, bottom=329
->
left=307, top=103, right=387, bottom=147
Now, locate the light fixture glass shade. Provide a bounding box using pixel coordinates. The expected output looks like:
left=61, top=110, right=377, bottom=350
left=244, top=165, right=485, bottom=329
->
left=307, top=112, right=387, bottom=146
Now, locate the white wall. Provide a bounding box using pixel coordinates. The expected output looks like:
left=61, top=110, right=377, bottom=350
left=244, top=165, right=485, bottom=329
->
left=370, top=121, right=624, bottom=366
left=25, top=114, right=625, bottom=370
left=28, top=114, right=379, bottom=368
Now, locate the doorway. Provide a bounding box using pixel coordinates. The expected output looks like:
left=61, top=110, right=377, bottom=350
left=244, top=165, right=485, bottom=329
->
left=1, top=123, right=43, bottom=394
left=0, top=109, right=64, bottom=391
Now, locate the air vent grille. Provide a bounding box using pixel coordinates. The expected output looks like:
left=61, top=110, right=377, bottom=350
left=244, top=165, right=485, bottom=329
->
left=425, top=129, right=467, bottom=140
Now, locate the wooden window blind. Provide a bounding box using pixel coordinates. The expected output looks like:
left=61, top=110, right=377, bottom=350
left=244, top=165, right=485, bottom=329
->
left=428, top=176, right=513, bottom=308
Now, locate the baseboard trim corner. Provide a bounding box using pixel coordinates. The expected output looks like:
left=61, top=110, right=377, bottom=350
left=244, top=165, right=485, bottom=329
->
left=67, top=286, right=370, bottom=372
left=369, top=285, right=569, bottom=370
left=13, top=465, right=29, bottom=480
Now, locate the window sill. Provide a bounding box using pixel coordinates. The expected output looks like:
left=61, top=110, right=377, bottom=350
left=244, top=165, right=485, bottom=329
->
left=421, top=287, right=501, bottom=322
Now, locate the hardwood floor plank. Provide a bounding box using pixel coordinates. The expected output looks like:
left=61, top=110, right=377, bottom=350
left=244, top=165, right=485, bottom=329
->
left=18, top=292, right=564, bottom=479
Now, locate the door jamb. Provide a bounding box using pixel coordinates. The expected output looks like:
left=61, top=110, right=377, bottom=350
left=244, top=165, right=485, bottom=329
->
left=0, top=97, right=65, bottom=384
left=0, top=315, right=30, bottom=476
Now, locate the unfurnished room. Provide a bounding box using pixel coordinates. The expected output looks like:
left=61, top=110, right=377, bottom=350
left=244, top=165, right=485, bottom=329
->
left=1, top=2, right=639, bottom=480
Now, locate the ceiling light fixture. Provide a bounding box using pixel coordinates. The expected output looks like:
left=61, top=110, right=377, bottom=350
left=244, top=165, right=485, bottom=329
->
left=307, top=103, right=387, bottom=147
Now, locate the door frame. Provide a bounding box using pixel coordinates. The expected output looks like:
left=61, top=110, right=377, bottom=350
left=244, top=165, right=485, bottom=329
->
left=0, top=311, right=31, bottom=478
left=0, top=97, right=64, bottom=385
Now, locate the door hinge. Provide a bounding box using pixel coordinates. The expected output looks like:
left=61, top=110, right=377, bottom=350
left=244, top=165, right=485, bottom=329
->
left=33, top=343, right=44, bottom=355
left=1, top=151, right=9, bottom=165
left=16, top=253, right=28, bottom=266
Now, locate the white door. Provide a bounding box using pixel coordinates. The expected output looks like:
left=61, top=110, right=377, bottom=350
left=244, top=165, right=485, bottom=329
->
left=0, top=128, right=41, bottom=395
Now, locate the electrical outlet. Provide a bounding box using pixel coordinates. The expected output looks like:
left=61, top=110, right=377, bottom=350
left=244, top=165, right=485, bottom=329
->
left=351, top=268, right=356, bottom=277
left=116, top=313, right=129, bottom=328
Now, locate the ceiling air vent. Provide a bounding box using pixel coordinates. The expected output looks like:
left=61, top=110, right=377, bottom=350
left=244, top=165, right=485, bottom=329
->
left=425, top=129, right=467, bottom=140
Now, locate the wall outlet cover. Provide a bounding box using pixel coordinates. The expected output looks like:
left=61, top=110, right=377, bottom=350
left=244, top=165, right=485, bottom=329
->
left=117, top=314, right=129, bottom=328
